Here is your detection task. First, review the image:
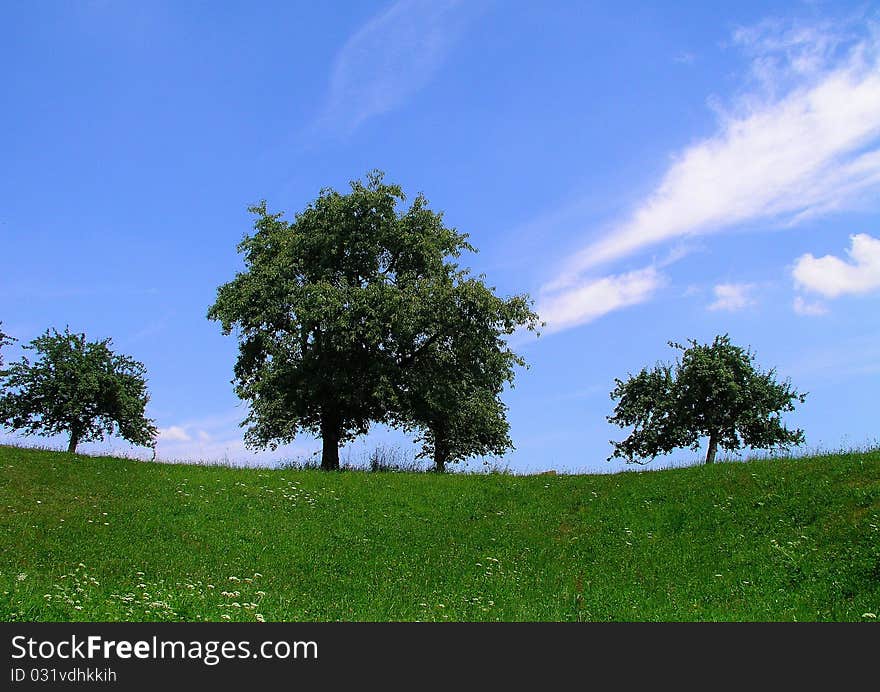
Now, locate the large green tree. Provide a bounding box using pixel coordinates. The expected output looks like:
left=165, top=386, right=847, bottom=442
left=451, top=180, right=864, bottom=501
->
left=395, top=275, right=539, bottom=472
left=209, top=171, right=491, bottom=470
left=0, top=328, right=157, bottom=454
left=608, top=334, right=806, bottom=465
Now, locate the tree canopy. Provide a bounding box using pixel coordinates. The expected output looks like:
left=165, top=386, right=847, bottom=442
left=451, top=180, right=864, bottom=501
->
left=208, top=171, right=538, bottom=470
left=0, top=327, right=157, bottom=454
left=608, top=334, right=806, bottom=465
left=394, top=274, right=539, bottom=471
left=0, top=323, right=13, bottom=369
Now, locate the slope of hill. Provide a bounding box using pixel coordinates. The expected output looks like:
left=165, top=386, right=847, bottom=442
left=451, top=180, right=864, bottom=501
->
left=1, top=445, right=878, bottom=621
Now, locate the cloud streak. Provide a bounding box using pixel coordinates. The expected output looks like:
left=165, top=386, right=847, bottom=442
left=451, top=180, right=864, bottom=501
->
left=157, top=426, right=191, bottom=442
left=152, top=409, right=323, bottom=466
left=708, top=283, right=757, bottom=312
left=538, top=267, right=664, bottom=333
left=318, top=0, right=485, bottom=135
left=558, top=26, right=880, bottom=283
left=792, top=296, right=829, bottom=316
left=538, top=17, right=880, bottom=333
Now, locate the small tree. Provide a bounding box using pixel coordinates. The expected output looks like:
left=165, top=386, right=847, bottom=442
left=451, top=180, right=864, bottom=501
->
left=0, top=327, right=157, bottom=454
left=608, top=335, right=806, bottom=465
left=397, top=276, right=539, bottom=472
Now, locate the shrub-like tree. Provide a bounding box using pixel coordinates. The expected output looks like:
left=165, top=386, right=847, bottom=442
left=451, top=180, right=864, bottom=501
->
left=396, top=275, right=539, bottom=472
left=608, top=335, right=806, bottom=465
left=0, top=327, right=157, bottom=454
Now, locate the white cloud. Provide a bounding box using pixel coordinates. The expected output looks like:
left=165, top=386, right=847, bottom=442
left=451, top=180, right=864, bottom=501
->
left=538, top=267, right=664, bottom=333
left=793, top=233, right=880, bottom=298
left=158, top=436, right=317, bottom=466
left=0, top=409, right=321, bottom=467
left=318, top=0, right=485, bottom=134
left=157, top=426, right=190, bottom=442
left=545, top=18, right=880, bottom=296
left=708, top=283, right=756, bottom=311
left=793, top=296, right=829, bottom=316
left=153, top=410, right=321, bottom=465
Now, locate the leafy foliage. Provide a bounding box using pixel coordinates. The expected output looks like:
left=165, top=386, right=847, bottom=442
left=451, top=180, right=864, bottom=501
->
left=0, top=328, right=157, bottom=454
left=209, top=171, right=538, bottom=470
left=608, top=335, right=806, bottom=464
left=395, top=274, right=539, bottom=471
left=208, top=172, right=464, bottom=468
left=0, top=322, right=14, bottom=369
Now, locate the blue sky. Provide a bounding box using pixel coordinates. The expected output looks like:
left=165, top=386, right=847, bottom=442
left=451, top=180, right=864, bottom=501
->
left=2, top=1, right=879, bottom=473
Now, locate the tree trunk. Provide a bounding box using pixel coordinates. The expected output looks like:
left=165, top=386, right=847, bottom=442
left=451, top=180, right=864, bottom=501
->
left=434, top=444, right=448, bottom=473
left=67, top=430, right=80, bottom=455
left=320, top=416, right=340, bottom=471
left=432, top=426, right=449, bottom=473
left=705, top=432, right=718, bottom=465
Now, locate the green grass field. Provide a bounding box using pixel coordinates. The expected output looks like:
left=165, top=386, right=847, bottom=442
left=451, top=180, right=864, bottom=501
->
left=1, top=444, right=878, bottom=621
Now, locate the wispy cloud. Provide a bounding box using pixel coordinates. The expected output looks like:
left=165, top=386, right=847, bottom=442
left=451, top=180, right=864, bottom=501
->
left=537, top=15, right=880, bottom=332
left=157, top=426, right=190, bottom=442
left=561, top=22, right=880, bottom=280
left=154, top=410, right=321, bottom=465
left=793, top=233, right=880, bottom=298
left=792, top=296, right=829, bottom=316
left=317, top=0, right=486, bottom=135
left=0, top=410, right=320, bottom=467
left=708, top=282, right=757, bottom=311
left=538, top=267, right=664, bottom=333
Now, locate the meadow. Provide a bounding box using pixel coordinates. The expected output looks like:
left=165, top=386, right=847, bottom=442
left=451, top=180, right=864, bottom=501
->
left=1, top=445, right=878, bottom=621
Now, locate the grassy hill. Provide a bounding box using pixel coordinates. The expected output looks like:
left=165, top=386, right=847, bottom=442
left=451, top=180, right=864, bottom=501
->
left=1, top=444, right=878, bottom=621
